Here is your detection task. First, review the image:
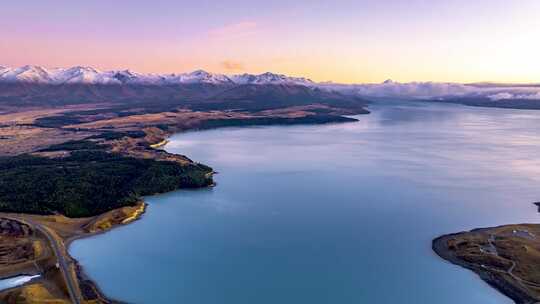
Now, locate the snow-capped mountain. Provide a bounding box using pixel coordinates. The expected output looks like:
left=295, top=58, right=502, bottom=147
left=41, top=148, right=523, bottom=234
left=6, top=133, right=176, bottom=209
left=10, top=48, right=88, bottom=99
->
left=1, top=65, right=539, bottom=101
left=0, top=65, right=314, bottom=86
left=163, top=70, right=235, bottom=85
left=57, top=66, right=120, bottom=84
left=0, top=65, right=54, bottom=83
left=230, top=72, right=314, bottom=86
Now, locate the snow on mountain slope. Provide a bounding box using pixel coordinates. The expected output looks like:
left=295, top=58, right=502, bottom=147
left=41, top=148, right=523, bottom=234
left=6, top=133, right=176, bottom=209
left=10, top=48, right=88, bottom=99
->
left=162, top=70, right=234, bottom=85
left=0, top=65, right=54, bottom=83
left=56, top=66, right=118, bottom=84
left=230, top=72, right=314, bottom=86
left=0, top=65, right=312, bottom=86
left=0, top=65, right=538, bottom=100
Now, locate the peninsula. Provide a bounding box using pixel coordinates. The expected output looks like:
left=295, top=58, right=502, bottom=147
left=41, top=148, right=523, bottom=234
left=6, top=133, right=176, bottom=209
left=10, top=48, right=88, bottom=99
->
left=433, top=203, right=540, bottom=304
left=0, top=71, right=369, bottom=303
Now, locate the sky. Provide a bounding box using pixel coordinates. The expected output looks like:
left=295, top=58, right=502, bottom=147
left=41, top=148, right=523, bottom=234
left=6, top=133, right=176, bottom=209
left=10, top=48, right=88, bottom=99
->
left=1, top=0, right=539, bottom=84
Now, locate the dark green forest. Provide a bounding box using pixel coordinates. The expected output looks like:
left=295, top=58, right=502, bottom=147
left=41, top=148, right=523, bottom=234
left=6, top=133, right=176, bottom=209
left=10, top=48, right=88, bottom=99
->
left=197, top=115, right=358, bottom=130
left=0, top=148, right=213, bottom=217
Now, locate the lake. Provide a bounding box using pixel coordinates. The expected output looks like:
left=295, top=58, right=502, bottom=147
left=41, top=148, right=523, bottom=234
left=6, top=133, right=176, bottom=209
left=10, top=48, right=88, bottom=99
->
left=71, top=101, right=540, bottom=303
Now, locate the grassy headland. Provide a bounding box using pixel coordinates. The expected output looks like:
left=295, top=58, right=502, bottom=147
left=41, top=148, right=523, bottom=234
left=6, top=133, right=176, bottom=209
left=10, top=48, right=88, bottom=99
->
left=0, top=81, right=369, bottom=303
left=433, top=205, right=540, bottom=304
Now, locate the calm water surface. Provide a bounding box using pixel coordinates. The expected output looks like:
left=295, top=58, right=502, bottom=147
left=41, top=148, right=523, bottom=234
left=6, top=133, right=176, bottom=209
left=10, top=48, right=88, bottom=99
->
left=71, top=101, right=540, bottom=303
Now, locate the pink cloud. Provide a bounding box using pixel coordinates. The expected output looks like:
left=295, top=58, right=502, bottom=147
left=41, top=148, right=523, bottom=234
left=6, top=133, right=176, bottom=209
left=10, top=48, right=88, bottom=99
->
left=221, top=60, right=245, bottom=71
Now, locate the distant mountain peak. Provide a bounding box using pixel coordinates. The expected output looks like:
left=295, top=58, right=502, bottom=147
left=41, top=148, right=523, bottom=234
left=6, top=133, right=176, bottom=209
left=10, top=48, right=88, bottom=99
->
left=68, top=65, right=99, bottom=71
left=189, top=69, right=211, bottom=76
left=0, top=65, right=316, bottom=87
left=1, top=64, right=539, bottom=101
left=229, top=71, right=314, bottom=86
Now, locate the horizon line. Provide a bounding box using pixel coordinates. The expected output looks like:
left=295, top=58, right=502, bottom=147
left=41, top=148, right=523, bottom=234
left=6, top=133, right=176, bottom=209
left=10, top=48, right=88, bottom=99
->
left=1, top=64, right=539, bottom=86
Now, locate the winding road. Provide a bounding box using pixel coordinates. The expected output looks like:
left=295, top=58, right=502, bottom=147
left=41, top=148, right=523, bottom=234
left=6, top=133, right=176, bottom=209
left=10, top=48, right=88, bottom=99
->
left=4, top=216, right=82, bottom=304
left=484, top=234, right=540, bottom=290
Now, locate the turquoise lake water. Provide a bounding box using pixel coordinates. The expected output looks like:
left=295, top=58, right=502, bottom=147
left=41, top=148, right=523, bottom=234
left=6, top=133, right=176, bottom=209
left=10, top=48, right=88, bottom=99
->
left=71, top=101, right=540, bottom=303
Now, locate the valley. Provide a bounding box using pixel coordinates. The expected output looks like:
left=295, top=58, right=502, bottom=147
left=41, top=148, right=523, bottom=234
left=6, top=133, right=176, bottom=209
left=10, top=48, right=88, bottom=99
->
left=0, top=75, right=369, bottom=303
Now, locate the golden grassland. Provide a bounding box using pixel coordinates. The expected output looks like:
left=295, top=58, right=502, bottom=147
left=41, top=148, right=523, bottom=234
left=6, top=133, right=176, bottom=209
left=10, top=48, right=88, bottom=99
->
left=434, top=223, right=540, bottom=303
left=0, top=202, right=146, bottom=304
left=0, top=97, right=366, bottom=303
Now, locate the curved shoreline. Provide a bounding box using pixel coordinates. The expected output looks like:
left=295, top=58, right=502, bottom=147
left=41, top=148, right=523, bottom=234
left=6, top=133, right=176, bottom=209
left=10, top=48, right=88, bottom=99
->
left=433, top=211, right=540, bottom=304
left=433, top=233, right=534, bottom=304
left=0, top=202, right=151, bottom=303
left=4, top=111, right=534, bottom=303
left=66, top=203, right=149, bottom=304
left=0, top=115, right=358, bottom=302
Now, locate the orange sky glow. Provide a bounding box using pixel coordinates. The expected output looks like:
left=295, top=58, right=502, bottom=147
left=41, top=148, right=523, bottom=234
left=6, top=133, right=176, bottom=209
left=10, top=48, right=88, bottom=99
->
left=1, top=1, right=539, bottom=84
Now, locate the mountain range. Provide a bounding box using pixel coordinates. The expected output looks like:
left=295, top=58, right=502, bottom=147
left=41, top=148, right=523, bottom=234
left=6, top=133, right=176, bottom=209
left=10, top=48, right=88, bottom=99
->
left=1, top=65, right=540, bottom=103
left=0, top=65, right=315, bottom=87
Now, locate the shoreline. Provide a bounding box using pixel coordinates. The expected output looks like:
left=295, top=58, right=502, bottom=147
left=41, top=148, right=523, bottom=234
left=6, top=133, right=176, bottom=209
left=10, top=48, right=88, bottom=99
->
left=65, top=202, right=149, bottom=304
left=3, top=106, right=535, bottom=303
left=433, top=207, right=540, bottom=304
left=433, top=233, right=534, bottom=304
left=0, top=76, right=371, bottom=303
left=66, top=204, right=148, bottom=304
left=0, top=202, right=150, bottom=303
left=65, top=202, right=148, bottom=248
left=149, top=139, right=169, bottom=149
left=0, top=175, right=221, bottom=303
left=0, top=111, right=365, bottom=303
